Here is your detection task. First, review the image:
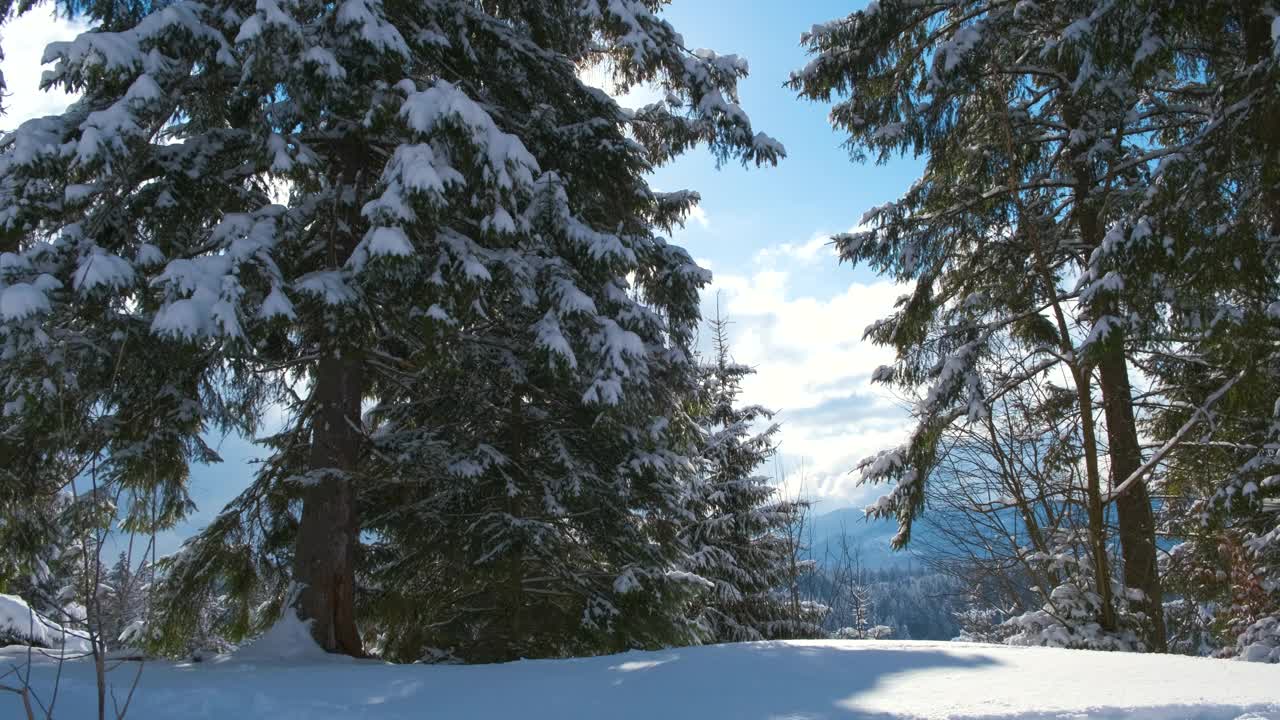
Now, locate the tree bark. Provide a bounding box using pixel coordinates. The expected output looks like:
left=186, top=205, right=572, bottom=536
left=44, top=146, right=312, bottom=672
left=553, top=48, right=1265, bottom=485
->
left=1070, top=136, right=1166, bottom=649
left=1072, top=362, right=1119, bottom=633
left=293, top=352, right=365, bottom=655
left=1096, top=342, right=1166, bottom=652
left=291, top=138, right=370, bottom=656
left=1029, top=217, right=1116, bottom=632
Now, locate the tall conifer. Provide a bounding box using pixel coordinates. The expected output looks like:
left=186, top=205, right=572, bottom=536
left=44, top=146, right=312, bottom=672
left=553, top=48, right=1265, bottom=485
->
left=0, top=0, right=780, bottom=656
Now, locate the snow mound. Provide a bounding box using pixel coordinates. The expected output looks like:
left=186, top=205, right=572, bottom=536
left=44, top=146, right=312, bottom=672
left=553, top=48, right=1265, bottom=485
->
left=227, top=612, right=342, bottom=664
left=2, top=639, right=1278, bottom=719
left=0, top=593, right=91, bottom=653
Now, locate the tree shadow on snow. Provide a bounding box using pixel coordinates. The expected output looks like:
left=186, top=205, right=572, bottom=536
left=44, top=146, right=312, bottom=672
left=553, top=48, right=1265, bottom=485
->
left=65, top=641, right=1002, bottom=719
left=493, top=642, right=1005, bottom=720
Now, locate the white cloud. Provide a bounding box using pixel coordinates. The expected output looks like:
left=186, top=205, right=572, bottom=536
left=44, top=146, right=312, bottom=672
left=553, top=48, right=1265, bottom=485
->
left=704, top=241, right=911, bottom=511
left=686, top=204, right=710, bottom=229
left=1, top=10, right=88, bottom=128
left=753, top=231, right=835, bottom=265
left=753, top=223, right=868, bottom=268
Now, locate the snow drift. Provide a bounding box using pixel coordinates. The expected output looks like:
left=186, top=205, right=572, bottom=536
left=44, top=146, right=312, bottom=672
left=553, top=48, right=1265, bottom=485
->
left=0, top=593, right=90, bottom=653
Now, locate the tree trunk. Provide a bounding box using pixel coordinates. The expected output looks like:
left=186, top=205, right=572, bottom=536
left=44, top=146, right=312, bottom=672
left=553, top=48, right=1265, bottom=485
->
left=293, top=352, right=365, bottom=655
left=1033, top=252, right=1116, bottom=631
left=1072, top=149, right=1166, bottom=650
left=1071, top=363, right=1118, bottom=633
left=1096, top=342, right=1166, bottom=652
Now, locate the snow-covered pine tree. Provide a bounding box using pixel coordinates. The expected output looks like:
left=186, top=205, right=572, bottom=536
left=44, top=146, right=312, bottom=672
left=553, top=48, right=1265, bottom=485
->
left=0, top=0, right=265, bottom=645
left=789, top=0, right=1182, bottom=651
left=354, top=334, right=710, bottom=663
left=0, top=0, right=780, bottom=657
left=0, top=487, right=61, bottom=600
left=1117, top=0, right=1280, bottom=662
left=0, top=497, right=71, bottom=630
left=0, top=483, right=120, bottom=637
left=98, top=550, right=152, bottom=649
left=849, top=584, right=871, bottom=639
left=681, top=308, right=819, bottom=643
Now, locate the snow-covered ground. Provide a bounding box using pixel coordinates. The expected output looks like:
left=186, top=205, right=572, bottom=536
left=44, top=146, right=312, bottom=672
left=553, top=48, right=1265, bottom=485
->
left=2, top=637, right=1277, bottom=719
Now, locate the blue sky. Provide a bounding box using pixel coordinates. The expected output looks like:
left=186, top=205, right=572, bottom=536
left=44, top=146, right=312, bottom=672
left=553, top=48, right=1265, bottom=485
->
left=651, top=1, right=922, bottom=290
left=3, top=1, right=921, bottom=554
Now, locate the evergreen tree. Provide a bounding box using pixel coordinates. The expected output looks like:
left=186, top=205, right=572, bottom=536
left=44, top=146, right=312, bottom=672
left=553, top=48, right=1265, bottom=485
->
left=0, top=0, right=780, bottom=657
left=790, top=0, right=1280, bottom=658
left=2, top=487, right=116, bottom=634
left=849, top=584, right=871, bottom=639
left=354, top=319, right=713, bottom=663
left=682, top=308, right=819, bottom=643
left=0, top=491, right=63, bottom=603
left=98, top=550, right=152, bottom=649
left=788, top=0, right=1188, bottom=651
left=1125, top=0, right=1280, bottom=661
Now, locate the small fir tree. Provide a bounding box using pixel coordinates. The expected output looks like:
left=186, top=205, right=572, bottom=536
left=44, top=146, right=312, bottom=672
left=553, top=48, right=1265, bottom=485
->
left=682, top=308, right=821, bottom=642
